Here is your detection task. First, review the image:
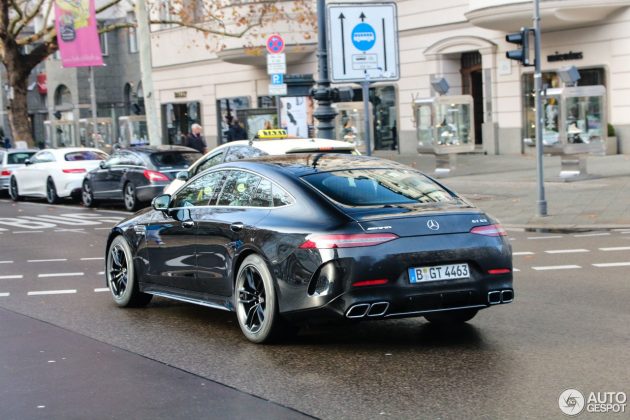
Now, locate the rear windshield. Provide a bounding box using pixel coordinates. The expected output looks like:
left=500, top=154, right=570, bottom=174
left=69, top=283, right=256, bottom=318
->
left=286, top=149, right=357, bottom=155
left=150, top=152, right=201, bottom=168
left=8, top=151, right=36, bottom=164
left=64, top=151, right=108, bottom=161
left=302, top=169, right=457, bottom=206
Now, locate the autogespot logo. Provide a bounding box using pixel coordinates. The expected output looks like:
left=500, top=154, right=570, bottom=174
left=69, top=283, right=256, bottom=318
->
left=559, top=389, right=585, bottom=416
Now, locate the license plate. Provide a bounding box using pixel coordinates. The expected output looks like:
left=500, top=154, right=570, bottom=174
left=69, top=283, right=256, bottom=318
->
left=408, top=263, right=470, bottom=283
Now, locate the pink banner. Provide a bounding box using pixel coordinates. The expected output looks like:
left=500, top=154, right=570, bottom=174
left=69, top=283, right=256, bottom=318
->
left=54, top=0, right=103, bottom=67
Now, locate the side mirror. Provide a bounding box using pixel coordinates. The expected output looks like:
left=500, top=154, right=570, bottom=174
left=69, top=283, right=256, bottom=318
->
left=152, top=194, right=171, bottom=211
left=176, top=170, right=189, bottom=181
left=99, top=161, right=107, bottom=169
left=24, top=159, right=32, bottom=165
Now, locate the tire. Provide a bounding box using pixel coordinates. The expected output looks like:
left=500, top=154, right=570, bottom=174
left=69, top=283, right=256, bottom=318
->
left=234, top=254, right=291, bottom=343
left=424, top=309, right=478, bottom=325
left=9, top=177, right=22, bottom=201
left=82, top=180, right=98, bottom=207
left=106, top=235, right=152, bottom=307
left=46, top=178, right=60, bottom=204
left=123, top=182, right=139, bottom=212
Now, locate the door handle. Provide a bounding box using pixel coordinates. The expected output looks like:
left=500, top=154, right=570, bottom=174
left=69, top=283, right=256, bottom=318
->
left=230, top=222, right=244, bottom=232
left=182, top=220, right=195, bottom=229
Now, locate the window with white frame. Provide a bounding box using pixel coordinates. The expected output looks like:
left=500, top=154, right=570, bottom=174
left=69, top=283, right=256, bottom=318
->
left=100, top=32, right=108, bottom=56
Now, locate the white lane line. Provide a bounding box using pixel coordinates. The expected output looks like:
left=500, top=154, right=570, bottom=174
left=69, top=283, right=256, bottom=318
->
left=574, top=232, right=611, bottom=238
left=94, top=227, right=112, bottom=230
left=592, top=262, right=630, bottom=268
left=13, top=230, right=44, bottom=234
left=0, top=293, right=9, bottom=297
left=97, top=271, right=105, bottom=275
left=80, top=257, right=104, bottom=261
left=37, top=272, right=84, bottom=278
left=28, top=258, right=68, bottom=263
left=28, top=289, right=77, bottom=296
left=599, top=246, right=630, bottom=252
left=513, top=251, right=534, bottom=256
left=0, top=275, right=23, bottom=279
left=513, top=268, right=521, bottom=272
left=94, top=288, right=109, bottom=292
left=532, top=265, right=581, bottom=271
left=0, top=260, right=13, bottom=264
left=544, top=249, right=590, bottom=254
left=527, top=236, right=562, bottom=240
left=619, top=231, right=630, bottom=235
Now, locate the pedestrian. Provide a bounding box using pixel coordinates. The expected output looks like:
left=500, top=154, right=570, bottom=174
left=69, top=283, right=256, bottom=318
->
left=227, top=119, right=248, bottom=141
left=186, top=123, right=207, bottom=154
left=3, top=136, right=11, bottom=149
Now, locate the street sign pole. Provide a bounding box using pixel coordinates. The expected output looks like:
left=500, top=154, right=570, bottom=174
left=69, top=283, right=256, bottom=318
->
left=533, top=0, right=548, bottom=216
left=361, top=75, right=371, bottom=156
left=313, top=0, right=337, bottom=140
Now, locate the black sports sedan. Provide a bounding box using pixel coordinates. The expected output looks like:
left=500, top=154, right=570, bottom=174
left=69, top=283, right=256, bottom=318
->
left=82, top=145, right=201, bottom=211
left=105, top=154, right=513, bottom=343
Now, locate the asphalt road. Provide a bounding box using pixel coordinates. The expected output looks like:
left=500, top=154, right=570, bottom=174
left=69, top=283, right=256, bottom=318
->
left=1, top=198, right=629, bottom=419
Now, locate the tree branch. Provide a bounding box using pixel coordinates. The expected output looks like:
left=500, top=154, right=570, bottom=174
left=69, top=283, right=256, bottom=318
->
left=12, top=0, right=47, bottom=37
left=7, top=0, right=24, bottom=35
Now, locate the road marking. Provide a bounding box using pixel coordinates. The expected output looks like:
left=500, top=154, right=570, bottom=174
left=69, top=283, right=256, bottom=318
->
left=0, top=275, right=23, bottom=279
left=97, top=271, right=105, bottom=275
left=28, top=289, right=77, bottom=296
left=28, top=258, right=67, bottom=263
left=94, top=288, right=109, bottom=292
left=574, top=232, right=610, bottom=238
left=592, top=262, right=630, bottom=268
left=12, top=230, right=44, bottom=234
left=54, top=229, right=87, bottom=233
left=0, top=260, right=13, bottom=264
left=513, top=268, right=521, bottom=272
left=545, top=249, right=590, bottom=254
left=599, top=246, right=630, bottom=252
left=94, top=227, right=112, bottom=230
left=527, top=236, right=562, bottom=240
left=80, top=257, right=104, bottom=261
left=37, top=272, right=84, bottom=278
left=23, top=215, right=101, bottom=226
left=532, top=265, right=581, bottom=271
left=0, top=293, right=9, bottom=297
left=513, top=251, right=534, bottom=256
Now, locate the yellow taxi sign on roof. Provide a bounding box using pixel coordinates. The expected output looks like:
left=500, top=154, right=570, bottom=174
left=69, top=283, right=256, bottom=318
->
left=256, top=129, right=288, bottom=139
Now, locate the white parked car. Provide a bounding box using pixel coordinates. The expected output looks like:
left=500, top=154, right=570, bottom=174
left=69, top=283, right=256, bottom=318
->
left=9, top=147, right=109, bottom=204
left=0, top=148, right=39, bottom=193
left=163, top=136, right=359, bottom=195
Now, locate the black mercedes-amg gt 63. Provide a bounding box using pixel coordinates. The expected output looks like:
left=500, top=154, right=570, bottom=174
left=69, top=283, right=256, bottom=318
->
left=105, top=154, right=513, bottom=343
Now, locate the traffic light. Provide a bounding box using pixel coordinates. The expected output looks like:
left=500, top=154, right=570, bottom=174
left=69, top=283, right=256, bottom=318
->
left=506, top=28, right=534, bottom=66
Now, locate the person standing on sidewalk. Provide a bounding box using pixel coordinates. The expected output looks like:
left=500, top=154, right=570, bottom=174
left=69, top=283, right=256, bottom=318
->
left=186, top=124, right=207, bottom=154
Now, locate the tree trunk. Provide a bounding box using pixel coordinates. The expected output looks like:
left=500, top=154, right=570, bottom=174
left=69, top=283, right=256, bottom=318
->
left=6, top=73, right=34, bottom=147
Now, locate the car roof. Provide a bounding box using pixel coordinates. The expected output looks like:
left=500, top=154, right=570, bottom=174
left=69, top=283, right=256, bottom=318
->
left=120, top=145, right=199, bottom=154
left=219, top=153, right=410, bottom=177
left=40, top=147, right=106, bottom=156
left=5, top=148, right=39, bottom=153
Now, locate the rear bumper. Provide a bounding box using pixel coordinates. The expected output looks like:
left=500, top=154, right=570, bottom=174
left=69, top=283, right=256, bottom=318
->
left=0, top=176, right=9, bottom=190
left=58, top=176, right=84, bottom=197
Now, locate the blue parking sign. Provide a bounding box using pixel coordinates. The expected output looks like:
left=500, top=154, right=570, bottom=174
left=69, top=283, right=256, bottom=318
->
left=270, top=74, right=284, bottom=85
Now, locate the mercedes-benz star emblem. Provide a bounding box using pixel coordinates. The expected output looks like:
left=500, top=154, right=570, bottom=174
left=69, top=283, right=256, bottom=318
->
left=427, top=220, right=440, bottom=230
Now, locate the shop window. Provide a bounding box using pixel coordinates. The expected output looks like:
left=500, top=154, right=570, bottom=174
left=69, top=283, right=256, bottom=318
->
left=216, top=97, right=250, bottom=144
left=162, top=102, right=202, bottom=145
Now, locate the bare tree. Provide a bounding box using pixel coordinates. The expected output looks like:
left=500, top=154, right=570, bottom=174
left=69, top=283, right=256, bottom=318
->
left=0, top=0, right=314, bottom=146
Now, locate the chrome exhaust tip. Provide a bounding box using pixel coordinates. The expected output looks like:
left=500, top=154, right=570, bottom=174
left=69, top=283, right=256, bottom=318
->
left=346, top=303, right=370, bottom=319
left=367, top=302, right=389, bottom=317
left=501, top=289, right=514, bottom=303
left=488, top=291, right=501, bottom=305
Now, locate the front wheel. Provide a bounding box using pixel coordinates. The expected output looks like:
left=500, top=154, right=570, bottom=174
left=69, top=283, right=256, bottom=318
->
left=9, top=177, right=22, bottom=201
left=123, top=182, right=139, bottom=212
left=106, top=235, right=152, bottom=307
left=46, top=178, right=60, bottom=204
left=424, top=309, right=478, bottom=325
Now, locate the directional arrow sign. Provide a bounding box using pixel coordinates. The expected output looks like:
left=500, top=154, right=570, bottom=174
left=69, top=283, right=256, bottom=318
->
left=326, top=2, right=399, bottom=83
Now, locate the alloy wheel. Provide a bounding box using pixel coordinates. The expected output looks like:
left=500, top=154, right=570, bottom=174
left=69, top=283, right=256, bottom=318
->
left=82, top=181, right=93, bottom=207
left=237, top=265, right=268, bottom=334
left=124, top=183, right=136, bottom=211
left=9, top=177, right=19, bottom=201
left=108, top=243, right=128, bottom=298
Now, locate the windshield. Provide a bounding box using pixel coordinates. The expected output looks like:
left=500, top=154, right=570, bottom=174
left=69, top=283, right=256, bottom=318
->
left=302, top=168, right=457, bottom=206
left=64, top=151, right=108, bottom=161
left=8, top=151, right=36, bottom=164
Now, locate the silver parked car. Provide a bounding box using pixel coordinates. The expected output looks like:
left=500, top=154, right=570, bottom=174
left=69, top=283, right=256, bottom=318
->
left=0, top=148, right=38, bottom=193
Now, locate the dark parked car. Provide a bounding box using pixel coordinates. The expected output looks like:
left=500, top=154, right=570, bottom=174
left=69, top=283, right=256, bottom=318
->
left=82, top=145, right=201, bottom=211
left=105, top=154, right=513, bottom=343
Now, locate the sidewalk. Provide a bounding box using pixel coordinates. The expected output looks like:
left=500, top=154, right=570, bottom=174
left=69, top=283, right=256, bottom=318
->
left=375, top=151, right=630, bottom=230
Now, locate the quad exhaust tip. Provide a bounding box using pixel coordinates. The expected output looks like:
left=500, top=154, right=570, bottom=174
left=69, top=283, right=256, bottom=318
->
left=346, top=302, right=389, bottom=319
left=488, top=289, right=514, bottom=305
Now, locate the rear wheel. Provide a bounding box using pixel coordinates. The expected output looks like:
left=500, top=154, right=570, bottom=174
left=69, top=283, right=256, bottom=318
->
left=46, top=178, right=60, bottom=204
left=424, top=309, right=478, bottom=325
left=9, top=177, right=22, bottom=201
left=123, top=182, right=139, bottom=212
left=106, top=235, right=152, bottom=307
left=82, top=180, right=98, bottom=207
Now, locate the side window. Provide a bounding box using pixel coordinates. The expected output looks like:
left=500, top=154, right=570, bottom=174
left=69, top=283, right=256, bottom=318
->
left=195, top=153, right=223, bottom=175
left=105, top=153, right=124, bottom=167
left=117, top=152, right=137, bottom=166
left=33, top=151, right=55, bottom=163
left=225, top=146, right=267, bottom=162
left=171, top=171, right=226, bottom=208
left=272, top=184, right=294, bottom=207
left=250, top=179, right=272, bottom=207
left=216, top=170, right=262, bottom=207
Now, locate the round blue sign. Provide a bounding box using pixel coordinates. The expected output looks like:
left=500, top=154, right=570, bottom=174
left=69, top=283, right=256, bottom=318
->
left=351, top=23, right=376, bottom=52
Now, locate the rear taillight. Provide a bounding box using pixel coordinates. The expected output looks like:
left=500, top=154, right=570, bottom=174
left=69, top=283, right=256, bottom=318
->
left=1, top=170, right=11, bottom=176
left=144, top=170, right=169, bottom=182
left=470, top=224, right=507, bottom=237
left=352, top=279, right=389, bottom=287
left=62, top=168, right=86, bottom=174
left=299, top=233, right=398, bottom=249
left=488, top=268, right=511, bottom=275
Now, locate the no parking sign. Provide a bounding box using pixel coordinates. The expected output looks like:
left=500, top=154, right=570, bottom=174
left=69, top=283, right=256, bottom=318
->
left=266, top=34, right=285, bottom=54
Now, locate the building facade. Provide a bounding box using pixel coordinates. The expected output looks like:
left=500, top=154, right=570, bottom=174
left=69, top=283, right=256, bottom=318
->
left=149, top=0, right=630, bottom=154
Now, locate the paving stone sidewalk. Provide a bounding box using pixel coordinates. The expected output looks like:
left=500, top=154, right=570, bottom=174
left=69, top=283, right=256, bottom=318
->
left=375, top=151, right=630, bottom=230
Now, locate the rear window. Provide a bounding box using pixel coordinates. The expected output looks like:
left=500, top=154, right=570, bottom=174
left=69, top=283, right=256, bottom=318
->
left=8, top=151, right=36, bottom=164
left=150, top=152, right=201, bottom=168
left=286, top=148, right=357, bottom=155
left=302, top=169, right=456, bottom=206
left=64, top=151, right=108, bottom=161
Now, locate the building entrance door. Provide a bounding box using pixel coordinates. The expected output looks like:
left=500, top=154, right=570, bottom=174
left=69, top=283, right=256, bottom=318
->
left=461, top=51, right=483, bottom=146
